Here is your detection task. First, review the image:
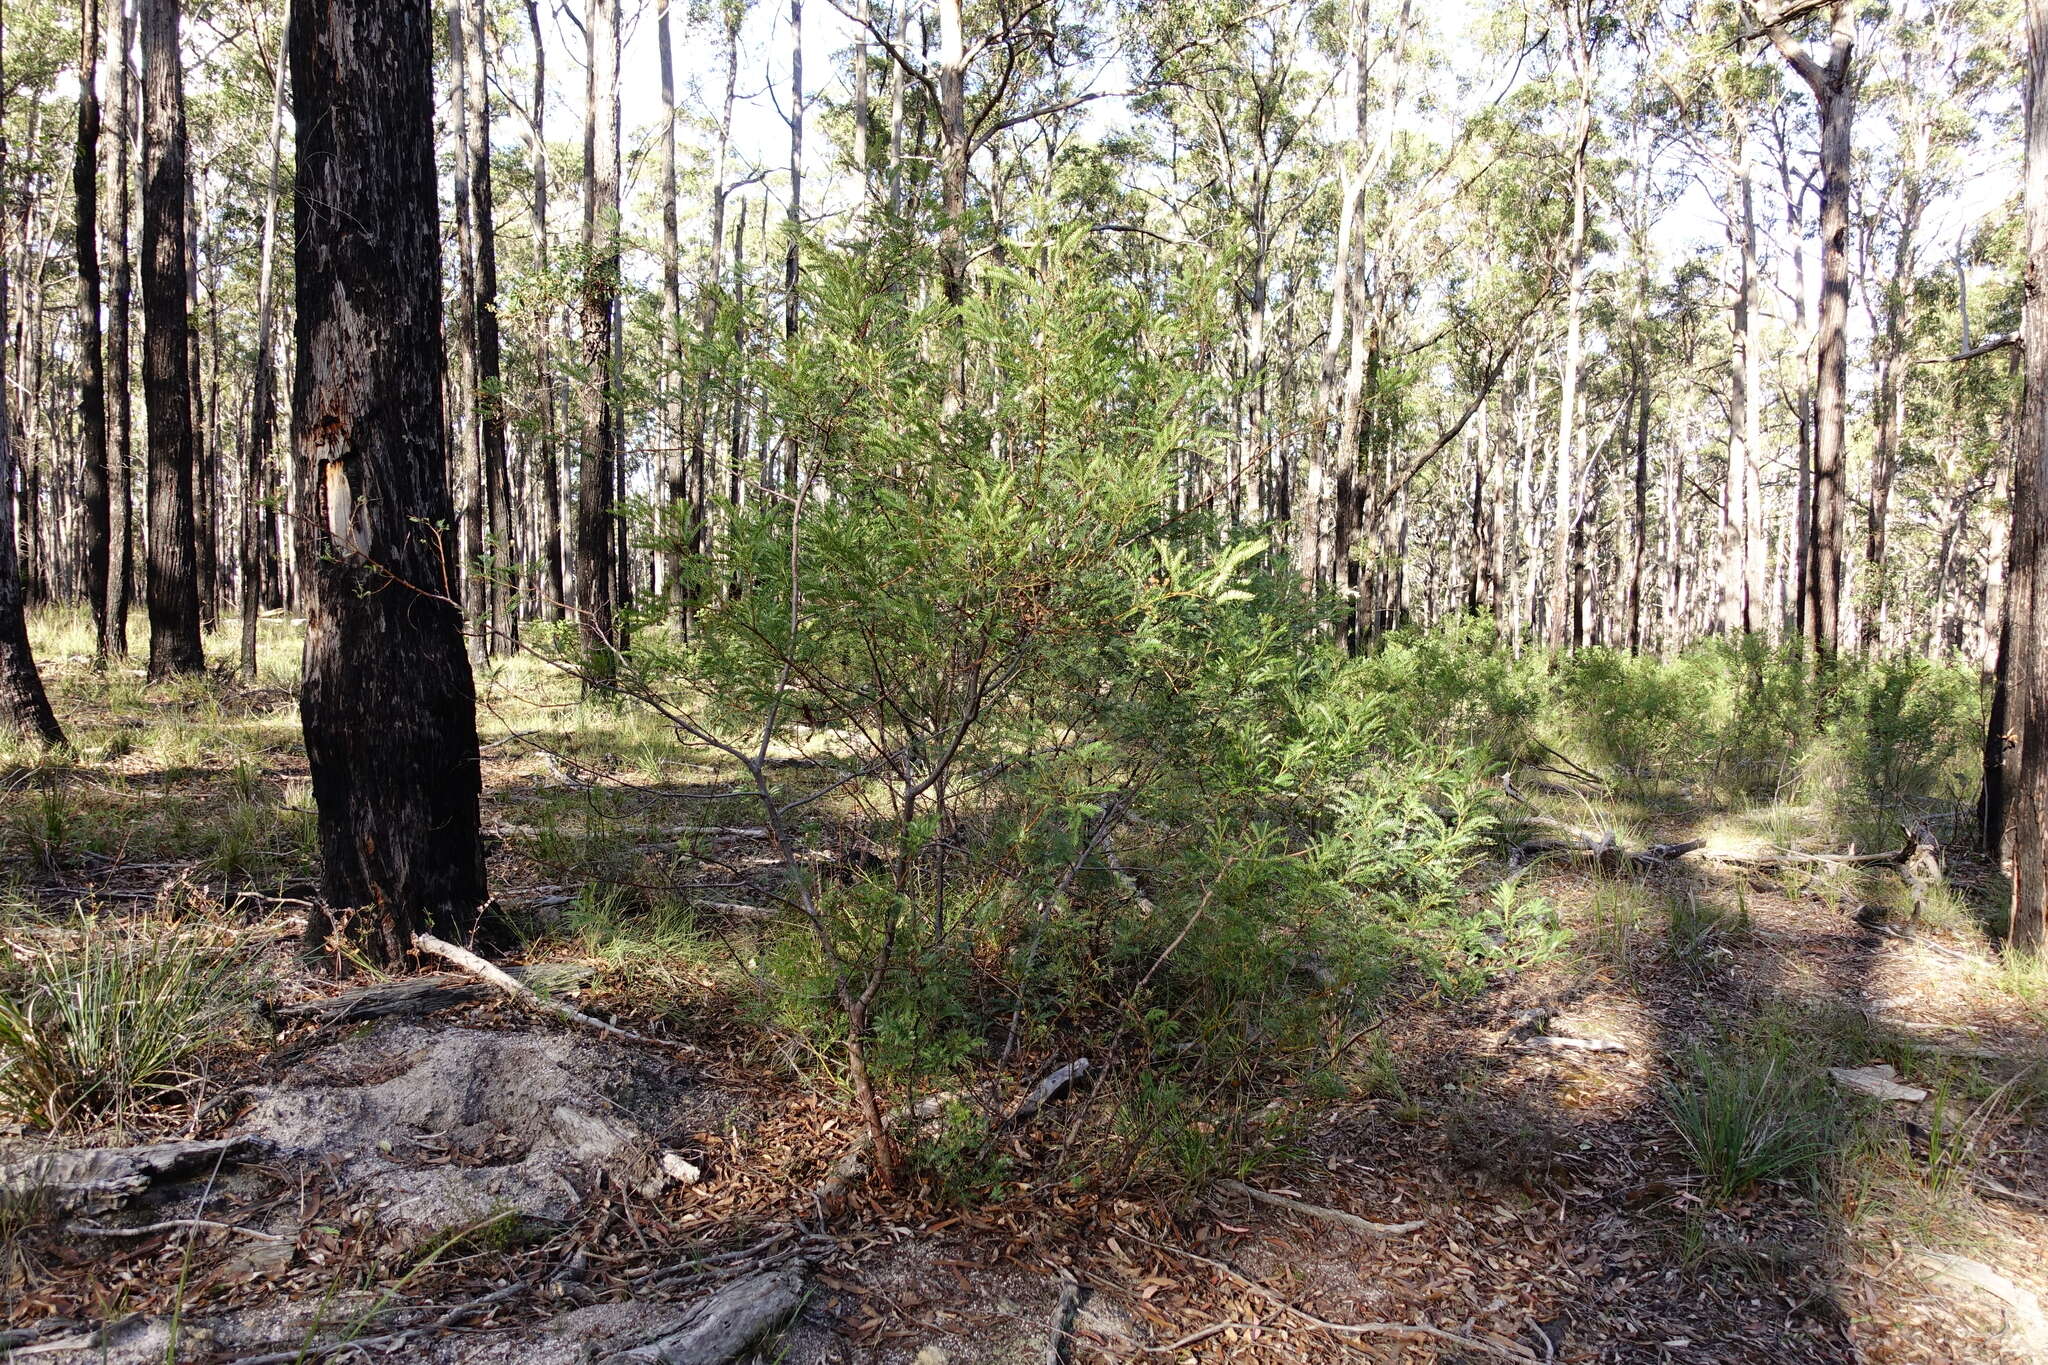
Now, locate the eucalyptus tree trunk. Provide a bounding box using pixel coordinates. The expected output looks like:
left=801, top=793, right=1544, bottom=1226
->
left=292, top=0, right=492, bottom=965
left=0, top=11, right=64, bottom=745
left=463, top=0, right=512, bottom=654
left=1999, top=0, right=2048, bottom=949
left=1760, top=0, right=1853, bottom=662
left=937, top=0, right=966, bottom=311
left=139, top=0, right=203, bottom=678
left=1545, top=49, right=1593, bottom=654
left=686, top=11, right=743, bottom=620
left=76, top=0, right=110, bottom=662
left=1865, top=144, right=1926, bottom=652
left=187, top=174, right=213, bottom=631
left=522, top=0, right=563, bottom=619
left=658, top=0, right=683, bottom=600
left=107, top=0, right=135, bottom=654
left=1718, top=140, right=1759, bottom=636
left=240, top=27, right=287, bottom=680
left=576, top=0, right=621, bottom=677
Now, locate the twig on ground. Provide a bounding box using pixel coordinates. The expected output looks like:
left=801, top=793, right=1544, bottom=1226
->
left=69, top=1218, right=285, bottom=1243
left=411, top=933, right=688, bottom=1054
left=1214, top=1180, right=1424, bottom=1237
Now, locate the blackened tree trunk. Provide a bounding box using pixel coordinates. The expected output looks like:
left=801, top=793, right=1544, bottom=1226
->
left=0, top=11, right=65, bottom=746
left=107, top=0, right=135, bottom=658
left=291, top=0, right=493, bottom=965
left=2002, top=0, right=2048, bottom=952
left=575, top=0, right=620, bottom=679
left=76, top=0, right=110, bottom=664
left=465, top=0, right=512, bottom=656
left=139, top=0, right=202, bottom=678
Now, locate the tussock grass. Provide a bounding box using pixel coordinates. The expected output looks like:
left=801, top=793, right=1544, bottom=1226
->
left=1662, top=1044, right=1838, bottom=1202
left=0, top=918, right=255, bottom=1130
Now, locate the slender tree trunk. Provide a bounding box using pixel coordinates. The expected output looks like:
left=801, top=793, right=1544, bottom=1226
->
left=658, top=0, right=683, bottom=601
left=292, top=0, right=492, bottom=965
left=1762, top=1, right=1854, bottom=664
left=0, top=13, right=64, bottom=745
left=783, top=0, right=804, bottom=486
left=188, top=172, right=213, bottom=632
left=464, top=0, right=512, bottom=655
left=521, top=0, right=562, bottom=620
left=575, top=0, right=620, bottom=676
left=240, top=28, right=286, bottom=680
left=139, top=0, right=202, bottom=677
left=1546, top=61, right=1592, bottom=654
left=76, top=0, right=110, bottom=664
left=107, top=0, right=135, bottom=655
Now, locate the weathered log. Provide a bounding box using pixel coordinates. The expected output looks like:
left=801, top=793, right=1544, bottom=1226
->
left=0, top=1137, right=265, bottom=1215
left=598, top=1267, right=809, bottom=1365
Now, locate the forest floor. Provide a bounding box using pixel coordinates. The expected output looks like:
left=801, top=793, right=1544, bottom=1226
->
left=5, top=613, right=2048, bottom=1364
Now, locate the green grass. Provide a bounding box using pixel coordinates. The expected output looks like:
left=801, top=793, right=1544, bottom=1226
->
left=1662, top=1043, right=1838, bottom=1202
left=0, top=918, right=256, bottom=1130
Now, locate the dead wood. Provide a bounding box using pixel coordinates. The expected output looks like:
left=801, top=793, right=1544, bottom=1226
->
left=69, top=1217, right=286, bottom=1242
left=410, top=932, right=686, bottom=1054
left=597, top=1267, right=810, bottom=1365
left=1214, top=1179, right=1424, bottom=1237
left=0, top=1137, right=266, bottom=1216
left=269, top=963, right=596, bottom=1024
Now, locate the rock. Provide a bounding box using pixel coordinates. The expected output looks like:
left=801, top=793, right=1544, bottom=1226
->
left=0, top=1138, right=267, bottom=1217
left=912, top=1349, right=951, bottom=1365
left=660, top=1152, right=703, bottom=1185
left=1829, top=1064, right=1927, bottom=1103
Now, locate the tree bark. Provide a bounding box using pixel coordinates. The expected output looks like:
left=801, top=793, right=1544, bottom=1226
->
left=0, top=11, right=65, bottom=746
left=463, top=0, right=511, bottom=655
left=657, top=0, right=683, bottom=602
left=139, top=0, right=202, bottom=678
left=1546, top=22, right=1594, bottom=653
left=291, top=0, right=493, bottom=966
left=241, top=31, right=286, bottom=681
left=575, top=0, right=621, bottom=678
left=107, top=0, right=135, bottom=656
left=1761, top=0, right=1854, bottom=663
left=521, top=0, right=563, bottom=620
left=2002, top=0, right=2048, bottom=951
left=76, top=0, right=110, bottom=664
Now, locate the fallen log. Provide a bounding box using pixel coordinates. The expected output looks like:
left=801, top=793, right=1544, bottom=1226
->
left=0, top=1137, right=266, bottom=1216
left=598, top=1267, right=810, bottom=1365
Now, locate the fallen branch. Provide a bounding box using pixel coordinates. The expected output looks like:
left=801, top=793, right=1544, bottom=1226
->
left=411, top=933, right=687, bottom=1054
left=1214, top=1179, right=1424, bottom=1237
left=70, top=1218, right=285, bottom=1243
